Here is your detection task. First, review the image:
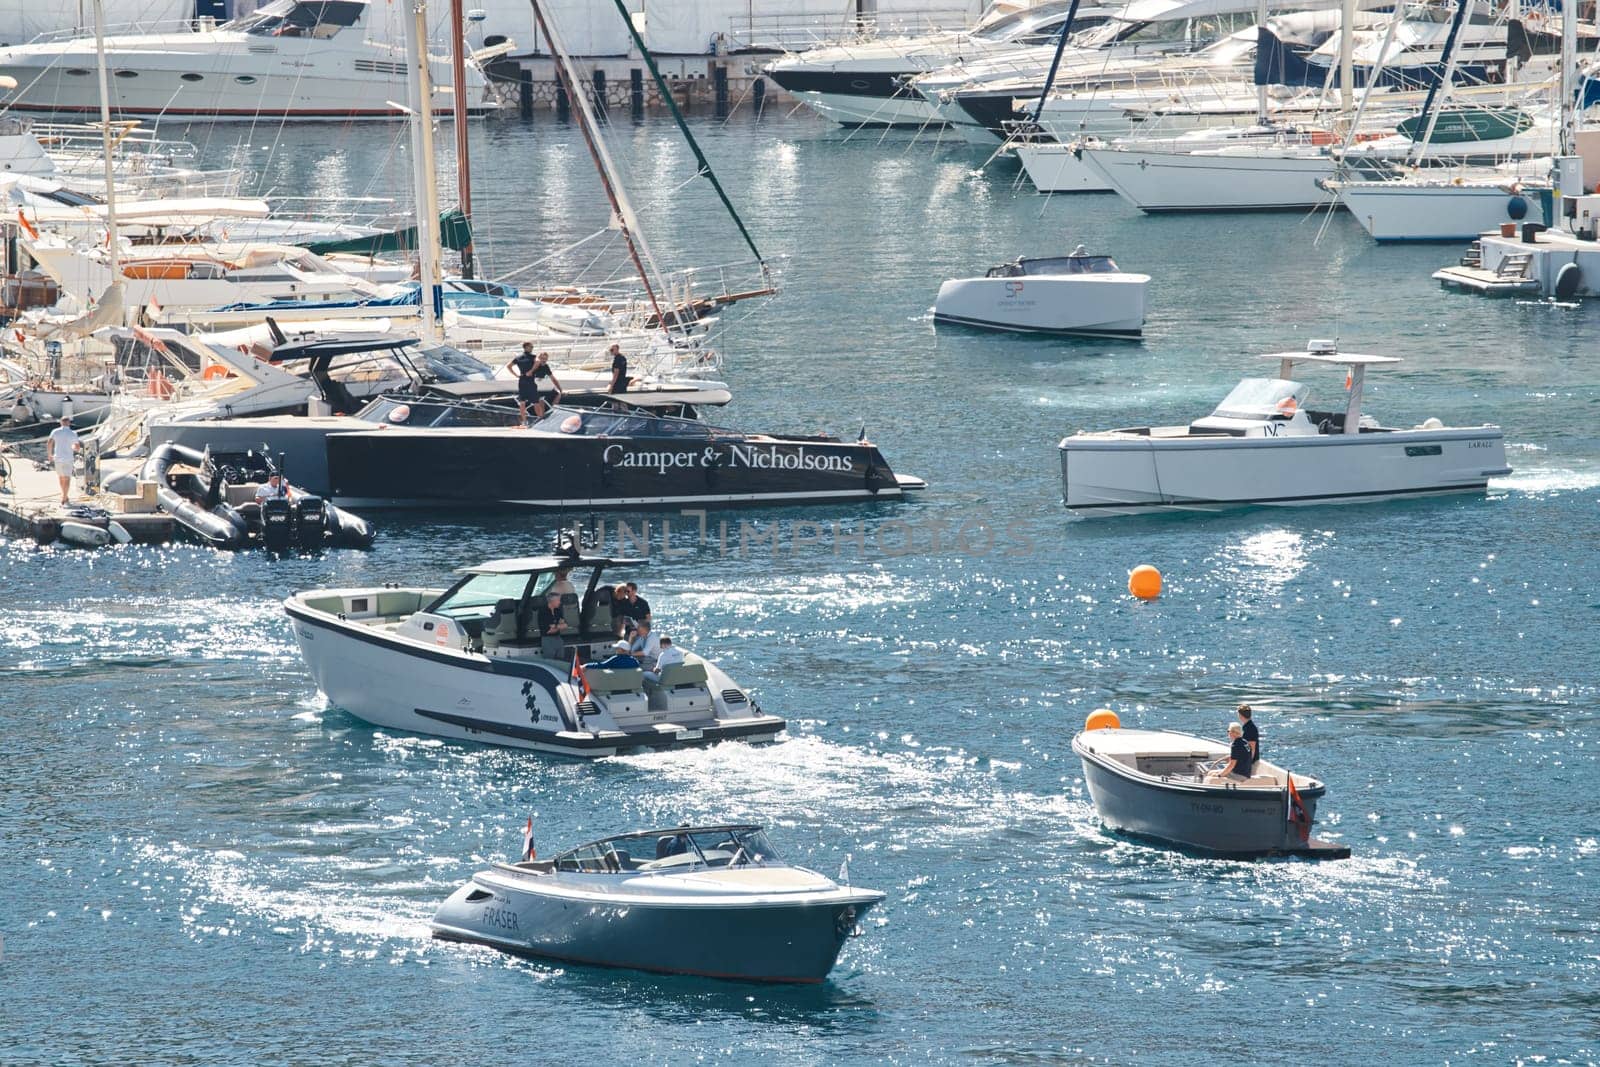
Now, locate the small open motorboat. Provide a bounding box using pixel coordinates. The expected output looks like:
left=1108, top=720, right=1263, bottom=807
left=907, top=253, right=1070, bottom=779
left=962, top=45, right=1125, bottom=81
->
left=285, top=553, right=785, bottom=757
left=431, top=823, right=884, bottom=982
left=1058, top=339, right=1511, bottom=516
left=934, top=247, right=1149, bottom=337
left=1071, top=711, right=1348, bottom=858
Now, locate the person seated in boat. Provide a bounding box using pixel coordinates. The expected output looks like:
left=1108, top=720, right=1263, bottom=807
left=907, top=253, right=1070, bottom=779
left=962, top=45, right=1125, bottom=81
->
left=643, top=637, right=683, bottom=685
left=254, top=472, right=292, bottom=503
left=655, top=833, right=689, bottom=859
left=537, top=592, right=568, bottom=638
left=585, top=640, right=639, bottom=670
left=611, top=583, right=639, bottom=636
left=628, top=619, right=660, bottom=667
left=1237, top=703, right=1260, bottom=763
left=1209, top=722, right=1255, bottom=781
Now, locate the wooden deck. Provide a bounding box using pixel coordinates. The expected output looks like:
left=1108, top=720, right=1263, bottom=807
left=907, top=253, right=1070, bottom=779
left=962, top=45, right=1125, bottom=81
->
left=0, top=455, right=174, bottom=546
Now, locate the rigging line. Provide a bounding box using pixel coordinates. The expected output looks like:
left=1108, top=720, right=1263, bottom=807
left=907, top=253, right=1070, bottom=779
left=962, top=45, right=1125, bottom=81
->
left=607, top=0, right=766, bottom=267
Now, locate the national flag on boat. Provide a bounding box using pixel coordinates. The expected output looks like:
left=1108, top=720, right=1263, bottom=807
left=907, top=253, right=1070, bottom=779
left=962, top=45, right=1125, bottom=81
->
left=146, top=297, right=163, bottom=322
left=522, top=816, right=535, bottom=860
left=1286, top=773, right=1311, bottom=842
left=838, top=854, right=851, bottom=885
left=16, top=208, right=38, bottom=240
left=570, top=650, right=591, bottom=700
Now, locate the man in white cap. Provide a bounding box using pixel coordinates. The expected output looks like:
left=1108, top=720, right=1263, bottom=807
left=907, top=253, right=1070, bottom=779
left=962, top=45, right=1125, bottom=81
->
left=47, top=415, right=81, bottom=505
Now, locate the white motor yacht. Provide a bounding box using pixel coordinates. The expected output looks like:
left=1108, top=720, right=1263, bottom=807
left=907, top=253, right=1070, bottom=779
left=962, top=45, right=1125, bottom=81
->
left=0, top=0, right=492, bottom=121
left=935, top=247, right=1148, bottom=336
left=432, top=823, right=884, bottom=982
left=1058, top=339, right=1510, bottom=515
left=285, top=554, right=787, bottom=757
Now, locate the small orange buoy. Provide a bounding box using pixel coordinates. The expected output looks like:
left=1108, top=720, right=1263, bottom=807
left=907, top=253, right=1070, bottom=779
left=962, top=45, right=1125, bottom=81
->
left=1085, top=708, right=1120, bottom=731
left=1128, top=564, right=1162, bottom=600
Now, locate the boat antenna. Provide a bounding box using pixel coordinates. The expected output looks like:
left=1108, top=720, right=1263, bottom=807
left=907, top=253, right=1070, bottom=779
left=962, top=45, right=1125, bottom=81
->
left=606, top=0, right=767, bottom=272
left=530, top=0, right=667, bottom=324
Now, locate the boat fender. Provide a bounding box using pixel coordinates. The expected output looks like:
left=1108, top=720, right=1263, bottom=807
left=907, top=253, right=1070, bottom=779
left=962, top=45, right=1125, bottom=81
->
left=1555, top=261, right=1583, bottom=300
left=107, top=521, right=132, bottom=544
left=1507, top=194, right=1528, bottom=220
left=325, top=504, right=376, bottom=549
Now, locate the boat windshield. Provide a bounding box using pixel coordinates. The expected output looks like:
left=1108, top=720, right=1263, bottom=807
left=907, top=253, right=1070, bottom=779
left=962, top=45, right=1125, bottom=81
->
left=986, top=255, right=1119, bottom=277
left=552, top=826, right=783, bottom=874
left=230, top=0, right=365, bottom=38
left=1211, top=377, right=1310, bottom=420
left=972, top=1, right=1084, bottom=44
left=530, top=407, right=716, bottom=439
left=358, top=395, right=516, bottom=428
left=410, top=342, right=494, bottom=383
left=425, top=571, right=533, bottom=619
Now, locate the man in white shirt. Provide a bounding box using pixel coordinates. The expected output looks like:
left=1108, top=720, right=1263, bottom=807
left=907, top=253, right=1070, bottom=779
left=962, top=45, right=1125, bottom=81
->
left=644, top=637, right=684, bottom=685
left=628, top=618, right=660, bottom=667
left=47, top=416, right=80, bottom=505
left=254, top=472, right=293, bottom=503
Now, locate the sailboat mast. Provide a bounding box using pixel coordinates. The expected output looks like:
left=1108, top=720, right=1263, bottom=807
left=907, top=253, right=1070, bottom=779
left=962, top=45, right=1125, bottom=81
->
left=404, top=0, right=443, bottom=340
left=91, top=0, right=121, bottom=284
left=1560, top=0, right=1576, bottom=156
left=450, top=0, right=474, bottom=278
left=1255, top=0, right=1269, bottom=123
left=530, top=0, right=665, bottom=322
left=1339, top=0, right=1354, bottom=116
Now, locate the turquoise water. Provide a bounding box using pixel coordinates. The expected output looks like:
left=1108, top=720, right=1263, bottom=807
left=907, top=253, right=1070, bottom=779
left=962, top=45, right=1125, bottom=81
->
left=3, top=112, right=1599, bottom=1064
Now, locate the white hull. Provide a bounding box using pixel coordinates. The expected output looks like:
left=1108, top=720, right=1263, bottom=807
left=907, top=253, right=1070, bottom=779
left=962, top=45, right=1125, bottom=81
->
left=0, top=28, right=486, bottom=121
left=1334, top=181, right=1533, bottom=241
left=786, top=89, right=944, bottom=128
left=1060, top=427, right=1509, bottom=515
left=1014, top=143, right=1114, bottom=193
left=935, top=273, right=1147, bottom=336
left=1082, top=147, right=1336, bottom=211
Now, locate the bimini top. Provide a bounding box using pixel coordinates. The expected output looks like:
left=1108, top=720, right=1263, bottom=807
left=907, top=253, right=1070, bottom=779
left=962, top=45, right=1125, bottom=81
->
left=1265, top=340, right=1402, bottom=368
left=458, top=554, right=647, bottom=575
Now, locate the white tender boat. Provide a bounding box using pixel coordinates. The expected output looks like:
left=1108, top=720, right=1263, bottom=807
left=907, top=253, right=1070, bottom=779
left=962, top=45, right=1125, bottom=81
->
left=1072, top=713, right=1348, bottom=857
left=934, top=248, right=1148, bottom=336
left=1058, top=339, right=1510, bottom=515
left=432, top=823, right=884, bottom=982
left=285, top=553, right=786, bottom=757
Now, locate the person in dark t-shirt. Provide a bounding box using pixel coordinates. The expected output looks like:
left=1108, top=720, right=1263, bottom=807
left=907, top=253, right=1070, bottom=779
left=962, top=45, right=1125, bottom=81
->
left=1213, top=722, right=1254, bottom=779
left=608, top=343, right=628, bottom=393
left=530, top=352, right=562, bottom=417
left=1237, top=703, right=1260, bottom=764
left=505, top=342, right=539, bottom=426
left=536, top=592, right=567, bottom=637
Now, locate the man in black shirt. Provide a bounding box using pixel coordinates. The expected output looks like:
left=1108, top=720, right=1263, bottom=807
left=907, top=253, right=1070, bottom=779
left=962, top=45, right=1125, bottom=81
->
left=608, top=343, right=628, bottom=394
left=504, top=342, right=539, bottom=426
left=536, top=592, right=567, bottom=638
left=624, top=582, right=650, bottom=625
left=530, top=351, right=563, bottom=417
left=1216, top=722, right=1254, bottom=779
left=1237, top=704, right=1260, bottom=764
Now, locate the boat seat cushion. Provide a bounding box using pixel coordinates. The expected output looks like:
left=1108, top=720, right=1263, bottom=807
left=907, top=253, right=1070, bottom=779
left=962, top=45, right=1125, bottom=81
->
left=560, top=592, right=580, bottom=630
left=653, top=662, right=709, bottom=688
left=587, top=587, right=612, bottom=633
left=586, top=667, right=644, bottom=694
left=376, top=591, right=424, bottom=617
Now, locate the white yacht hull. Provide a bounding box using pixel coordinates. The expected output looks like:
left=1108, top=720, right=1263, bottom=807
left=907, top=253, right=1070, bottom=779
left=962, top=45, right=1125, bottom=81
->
left=935, top=273, right=1148, bottom=336
left=785, top=89, right=943, bottom=128
left=1060, top=427, right=1510, bottom=515
left=1082, top=147, right=1336, bottom=211
left=1014, top=143, right=1114, bottom=193
left=1334, top=181, right=1533, bottom=242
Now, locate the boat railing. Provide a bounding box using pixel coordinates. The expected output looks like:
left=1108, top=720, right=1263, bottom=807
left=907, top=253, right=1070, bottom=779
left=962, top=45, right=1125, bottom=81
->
left=736, top=7, right=970, bottom=52
left=25, top=20, right=198, bottom=44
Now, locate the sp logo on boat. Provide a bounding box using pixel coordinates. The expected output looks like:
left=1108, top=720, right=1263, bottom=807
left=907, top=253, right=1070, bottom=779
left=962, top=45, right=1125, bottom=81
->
left=1004, top=281, right=1025, bottom=296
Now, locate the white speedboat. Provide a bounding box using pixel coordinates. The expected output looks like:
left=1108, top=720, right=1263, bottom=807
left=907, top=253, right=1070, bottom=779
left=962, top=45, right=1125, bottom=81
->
left=763, top=1, right=1080, bottom=128
left=934, top=248, right=1148, bottom=336
left=0, top=0, right=491, bottom=121
left=1058, top=339, right=1510, bottom=515
left=432, top=823, right=884, bottom=982
left=1072, top=712, right=1347, bottom=857
left=285, top=553, right=786, bottom=757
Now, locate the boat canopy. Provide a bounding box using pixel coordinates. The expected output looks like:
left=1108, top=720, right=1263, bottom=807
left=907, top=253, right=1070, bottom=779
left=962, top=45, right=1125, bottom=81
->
left=230, top=0, right=367, bottom=38
left=551, top=825, right=782, bottom=873
left=1211, top=377, right=1309, bottom=420
left=459, top=554, right=646, bottom=576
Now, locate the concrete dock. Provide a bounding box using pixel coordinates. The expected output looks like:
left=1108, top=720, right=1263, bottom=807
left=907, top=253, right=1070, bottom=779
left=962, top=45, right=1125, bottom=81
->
left=0, top=454, right=174, bottom=547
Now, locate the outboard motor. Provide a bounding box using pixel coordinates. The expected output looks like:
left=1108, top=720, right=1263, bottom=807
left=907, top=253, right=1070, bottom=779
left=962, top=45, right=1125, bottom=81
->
left=294, top=494, right=328, bottom=550
left=260, top=496, right=294, bottom=552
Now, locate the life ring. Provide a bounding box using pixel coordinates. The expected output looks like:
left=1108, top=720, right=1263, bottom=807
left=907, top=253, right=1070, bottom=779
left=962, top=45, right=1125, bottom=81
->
left=201, top=363, right=230, bottom=380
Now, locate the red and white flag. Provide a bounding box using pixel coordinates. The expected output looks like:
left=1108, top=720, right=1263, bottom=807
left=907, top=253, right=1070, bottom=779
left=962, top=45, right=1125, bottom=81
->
left=1286, top=774, right=1311, bottom=842
left=570, top=650, right=591, bottom=700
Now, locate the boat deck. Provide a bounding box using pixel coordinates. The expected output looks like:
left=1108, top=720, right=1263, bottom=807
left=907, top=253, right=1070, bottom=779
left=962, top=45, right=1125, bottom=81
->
left=1433, top=263, right=1541, bottom=295
left=0, top=456, right=175, bottom=547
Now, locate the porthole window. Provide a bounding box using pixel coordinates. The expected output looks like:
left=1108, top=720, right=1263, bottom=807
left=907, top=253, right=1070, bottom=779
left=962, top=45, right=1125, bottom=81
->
left=114, top=69, right=138, bottom=78
left=235, top=75, right=257, bottom=84
left=65, top=68, right=92, bottom=76
left=181, top=72, right=204, bottom=82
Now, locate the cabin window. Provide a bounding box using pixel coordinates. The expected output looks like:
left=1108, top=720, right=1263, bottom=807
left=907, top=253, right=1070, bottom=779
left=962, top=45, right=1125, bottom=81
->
left=235, top=75, right=258, bottom=84
left=114, top=70, right=139, bottom=78
left=181, top=73, right=205, bottom=82
left=66, top=68, right=92, bottom=76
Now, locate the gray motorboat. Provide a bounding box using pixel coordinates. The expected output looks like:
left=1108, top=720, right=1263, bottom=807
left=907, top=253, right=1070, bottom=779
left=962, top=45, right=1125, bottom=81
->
left=1071, top=713, right=1348, bottom=858
left=430, top=823, right=885, bottom=983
